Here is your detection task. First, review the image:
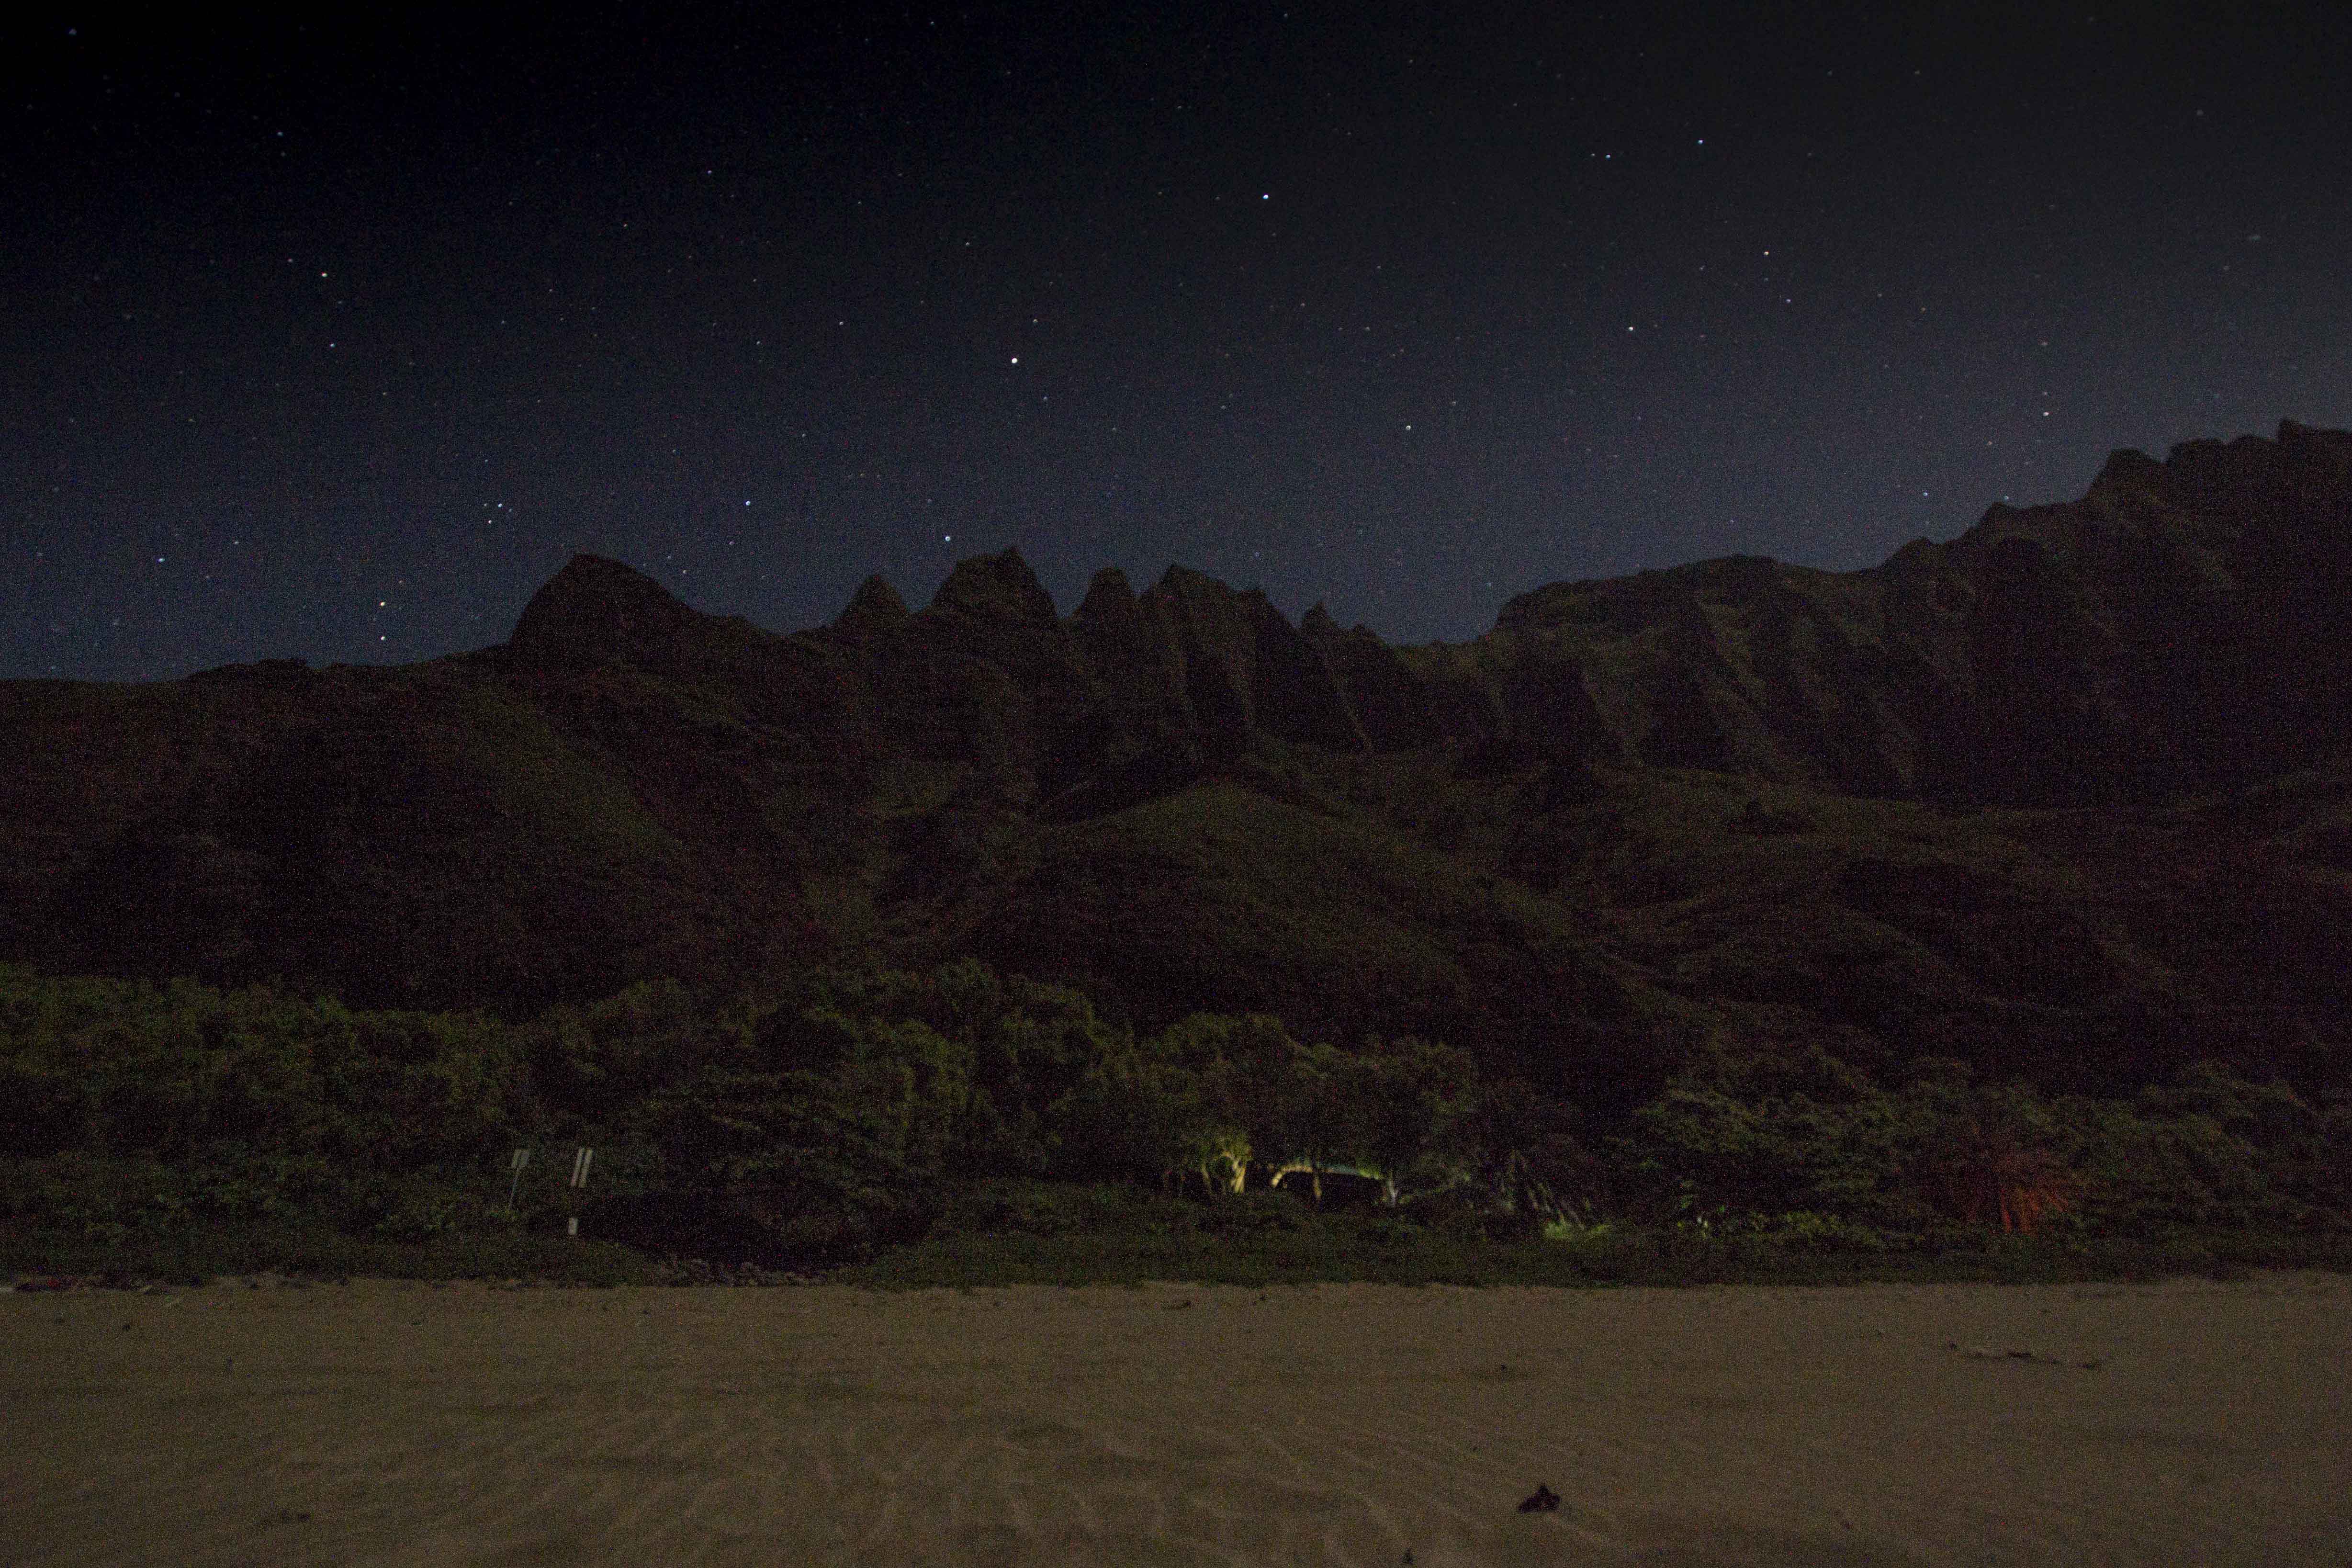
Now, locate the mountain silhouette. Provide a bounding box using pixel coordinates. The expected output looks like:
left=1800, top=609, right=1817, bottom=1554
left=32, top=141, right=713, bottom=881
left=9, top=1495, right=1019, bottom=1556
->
left=5, top=420, right=2347, bottom=1104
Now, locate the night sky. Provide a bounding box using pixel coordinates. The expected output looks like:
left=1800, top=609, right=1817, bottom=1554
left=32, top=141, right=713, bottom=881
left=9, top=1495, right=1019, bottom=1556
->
left=6, top=3, right=2348, bottom=682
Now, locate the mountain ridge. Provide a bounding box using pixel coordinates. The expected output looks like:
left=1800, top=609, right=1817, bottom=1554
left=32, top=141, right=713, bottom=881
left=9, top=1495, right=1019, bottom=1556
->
left=5, top=420, right=2348, bottom=1110
left=492, top=416, right=2352, bottom=807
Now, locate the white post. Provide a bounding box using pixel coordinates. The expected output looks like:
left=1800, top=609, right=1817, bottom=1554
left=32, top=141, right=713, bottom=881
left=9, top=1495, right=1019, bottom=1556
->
left=568, top=1149, right=593, bottom=1239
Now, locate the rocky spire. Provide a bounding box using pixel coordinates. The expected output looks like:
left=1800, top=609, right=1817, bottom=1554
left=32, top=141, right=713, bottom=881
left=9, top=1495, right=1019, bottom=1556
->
left=507, top=553, right=703, bottom=666
left=927, top=547, right=1058, bottom=626
left=831, top=574, right=912, bottom=641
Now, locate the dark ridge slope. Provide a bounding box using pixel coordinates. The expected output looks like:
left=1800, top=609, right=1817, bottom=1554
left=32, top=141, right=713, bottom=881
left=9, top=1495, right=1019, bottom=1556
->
left=1488, top=419, right=2352, bottom=800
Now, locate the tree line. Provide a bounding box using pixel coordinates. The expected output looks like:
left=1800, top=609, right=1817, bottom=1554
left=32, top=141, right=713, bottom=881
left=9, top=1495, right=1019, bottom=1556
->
left=2, top=959, right=2345, bottom=1261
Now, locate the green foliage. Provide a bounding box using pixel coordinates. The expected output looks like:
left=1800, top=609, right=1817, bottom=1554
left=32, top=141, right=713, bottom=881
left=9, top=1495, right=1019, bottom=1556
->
left=929, top=1178, right=1192, bottom=1239
left=522, top=978, right=731, bottom=1124
left=0, top=965, right=529, bottom=1171
left=2066, top=1062, right=2345, bottom=1235
left=0, top=1216, right=662, bottom=1285
left=4, top=956, right=2346, bottom=1281
left=1347, top=1037, right=1480, bottom=1201
left=1626, top=1043, right=1913, bottom=1226
left=1617, top=1047, right=2352, bottom=1244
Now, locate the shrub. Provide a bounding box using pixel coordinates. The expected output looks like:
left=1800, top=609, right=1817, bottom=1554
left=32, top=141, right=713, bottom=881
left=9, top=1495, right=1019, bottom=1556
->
left=929, top=1178, right=1191, bottom=1239
left=1193, top=1187, right=1313, bottom=1238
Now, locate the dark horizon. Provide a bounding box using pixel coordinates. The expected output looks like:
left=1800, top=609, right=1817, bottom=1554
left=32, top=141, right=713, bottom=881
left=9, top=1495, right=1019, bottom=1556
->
left=8, top=3, right=2349, bottom=681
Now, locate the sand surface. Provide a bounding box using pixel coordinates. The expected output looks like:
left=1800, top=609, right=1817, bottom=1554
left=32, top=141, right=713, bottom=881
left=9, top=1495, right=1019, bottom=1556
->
left=4, top=1271, right=2347, bottom=1566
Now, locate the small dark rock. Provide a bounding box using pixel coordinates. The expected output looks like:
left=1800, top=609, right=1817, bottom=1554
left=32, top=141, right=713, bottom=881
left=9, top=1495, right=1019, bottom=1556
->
left=1518, top=1484, right=1561, bottom=1513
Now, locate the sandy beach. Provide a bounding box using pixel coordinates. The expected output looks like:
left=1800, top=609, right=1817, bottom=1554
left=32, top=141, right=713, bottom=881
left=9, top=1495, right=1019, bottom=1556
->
left=4, top=1271, right=2346, bottom=1567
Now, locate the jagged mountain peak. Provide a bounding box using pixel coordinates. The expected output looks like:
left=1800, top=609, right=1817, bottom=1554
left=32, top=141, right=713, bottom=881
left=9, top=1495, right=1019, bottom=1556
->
left=1073, top=566, right=1139, bottom=628
left=2090, top=446, right=2167, bottom=495
left=1149, top=562, right=1236, bottom=602
left=928, top=547, right=1057, bottom=625
left=2277, top=417, right=2352, bottom=469
left=507, top=553, right=705, bottom=666
left=475, top=419, right=2352, bottom=807
left=832, top=574, right=912, bottom=639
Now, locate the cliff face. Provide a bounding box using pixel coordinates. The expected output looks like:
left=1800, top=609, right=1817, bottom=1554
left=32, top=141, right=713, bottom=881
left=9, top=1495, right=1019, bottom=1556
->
left=1485, top=420, right=2352, bottom=800
left=3, top=422, right=2349, bottom=1096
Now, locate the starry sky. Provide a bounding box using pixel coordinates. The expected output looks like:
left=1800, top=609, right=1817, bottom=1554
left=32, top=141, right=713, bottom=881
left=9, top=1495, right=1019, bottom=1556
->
left=6, top=2, right=2349, bottom=681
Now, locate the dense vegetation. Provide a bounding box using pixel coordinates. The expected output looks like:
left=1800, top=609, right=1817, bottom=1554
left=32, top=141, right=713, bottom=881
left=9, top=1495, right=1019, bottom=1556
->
left=5, top=958, right=2344, bottom=1284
